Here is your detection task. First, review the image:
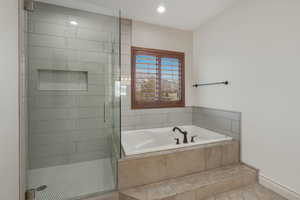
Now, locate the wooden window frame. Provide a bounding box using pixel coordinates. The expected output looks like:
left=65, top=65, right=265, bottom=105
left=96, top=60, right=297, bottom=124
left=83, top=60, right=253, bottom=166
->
left=131, top=46, right=185, bottom=109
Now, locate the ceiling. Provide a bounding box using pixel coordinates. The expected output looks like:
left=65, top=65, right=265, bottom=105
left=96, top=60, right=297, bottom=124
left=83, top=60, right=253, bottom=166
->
left=38, top=0, right=238, bottom=30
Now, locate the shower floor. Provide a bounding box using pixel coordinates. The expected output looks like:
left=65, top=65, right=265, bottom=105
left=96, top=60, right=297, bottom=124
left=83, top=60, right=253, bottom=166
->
left=28, top=158, right=115, bottom=200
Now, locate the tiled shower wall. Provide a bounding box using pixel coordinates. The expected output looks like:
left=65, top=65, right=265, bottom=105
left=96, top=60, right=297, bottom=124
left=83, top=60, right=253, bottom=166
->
left=27, top=3, right=119, bottom=169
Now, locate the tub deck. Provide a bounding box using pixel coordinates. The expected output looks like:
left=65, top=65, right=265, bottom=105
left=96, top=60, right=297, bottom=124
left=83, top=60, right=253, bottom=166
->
left=122, top=125, right=232, bottom=156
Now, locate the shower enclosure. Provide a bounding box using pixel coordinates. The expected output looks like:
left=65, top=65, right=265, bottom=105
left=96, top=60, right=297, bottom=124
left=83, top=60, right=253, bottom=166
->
left=24, top=1, right=121, bottom=199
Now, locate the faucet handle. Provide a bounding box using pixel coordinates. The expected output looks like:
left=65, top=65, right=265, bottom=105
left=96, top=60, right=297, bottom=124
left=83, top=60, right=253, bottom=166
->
left=174, top=138, right=180, bottom=145
left=191, top=135, right=197, bottom=143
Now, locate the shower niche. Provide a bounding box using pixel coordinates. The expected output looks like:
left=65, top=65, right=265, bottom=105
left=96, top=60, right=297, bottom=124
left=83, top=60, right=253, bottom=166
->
left=38, top=69, right=88, bottom=91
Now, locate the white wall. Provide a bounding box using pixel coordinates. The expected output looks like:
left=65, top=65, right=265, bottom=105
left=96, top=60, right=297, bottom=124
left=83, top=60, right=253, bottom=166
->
left=132, top=21, right=193, bottom=106
left=193, top=0, right=300, bottom=194
left=0, top=0, right=20, bottom=199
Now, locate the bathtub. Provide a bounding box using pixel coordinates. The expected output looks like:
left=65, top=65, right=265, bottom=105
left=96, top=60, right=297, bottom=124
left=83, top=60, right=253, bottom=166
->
left=122, top=125, right=232, bottom=156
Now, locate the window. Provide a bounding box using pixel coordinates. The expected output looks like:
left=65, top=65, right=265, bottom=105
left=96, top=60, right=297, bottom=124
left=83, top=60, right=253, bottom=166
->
left=131, top=47, right=185, bottom=109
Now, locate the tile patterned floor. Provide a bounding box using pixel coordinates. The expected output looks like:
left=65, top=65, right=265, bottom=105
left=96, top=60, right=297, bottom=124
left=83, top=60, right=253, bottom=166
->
left=120, top=164, right=257, bottom=200
left=205, top=184, right=287, bottom=200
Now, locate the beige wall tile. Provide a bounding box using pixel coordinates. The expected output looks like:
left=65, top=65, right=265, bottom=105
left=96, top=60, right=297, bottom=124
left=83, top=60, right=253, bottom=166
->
left=118, top=155, right=168, bottom=189
left=196, top=185, right=216, bottom=200
left=120, top=164, right=258, bottom=200
left=204, top=184, right=287, bottom=200
left=85, top=192, right=119, bottom=200
left=119, top=193, right=138, bottom=200
left=119, top=141, right=241, bottom=189
left=175, top=191, right=196, bottom=200
left=213, top=178, right=244, bottom=195
left=161, top=197, right=176, bottom=200
left=166, top=148, right=205, bottom=179
left=145, top=183, right=176, bottom=200
left=242, top=171, right=257, bottom=186
left=221, top=141, right=240, bottom=166
left=204, top=145, right=222, bottom=170
left=196, top=178, right=243, bottom=200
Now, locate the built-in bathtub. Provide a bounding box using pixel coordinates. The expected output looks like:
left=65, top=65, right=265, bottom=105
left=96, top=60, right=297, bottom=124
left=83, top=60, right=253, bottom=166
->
left=122, top=125, right=232, bottom=156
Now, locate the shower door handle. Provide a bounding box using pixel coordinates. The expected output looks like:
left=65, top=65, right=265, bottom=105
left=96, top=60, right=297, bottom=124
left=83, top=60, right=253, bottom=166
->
left=104, top=102, right=106, bottom=123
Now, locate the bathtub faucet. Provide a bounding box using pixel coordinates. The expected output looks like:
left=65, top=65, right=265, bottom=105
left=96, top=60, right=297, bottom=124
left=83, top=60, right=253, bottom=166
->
left=172, top=127, right=188, bottom=144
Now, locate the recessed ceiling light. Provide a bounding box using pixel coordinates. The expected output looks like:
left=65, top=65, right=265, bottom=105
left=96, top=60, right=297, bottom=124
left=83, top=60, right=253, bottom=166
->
left=70, top=20, right=78, bottom=26
left=157, top=5, right=166, bottom=13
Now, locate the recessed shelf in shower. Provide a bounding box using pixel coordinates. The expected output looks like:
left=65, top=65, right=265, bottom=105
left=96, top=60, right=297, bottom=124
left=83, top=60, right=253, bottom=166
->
left=38, top=69, right=88, bottom=91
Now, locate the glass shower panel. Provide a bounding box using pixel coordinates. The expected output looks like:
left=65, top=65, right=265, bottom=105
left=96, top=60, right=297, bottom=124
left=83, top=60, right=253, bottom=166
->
left=107, top=13, right=121, bottom=186
left=26, top=2, right=120, bottom=200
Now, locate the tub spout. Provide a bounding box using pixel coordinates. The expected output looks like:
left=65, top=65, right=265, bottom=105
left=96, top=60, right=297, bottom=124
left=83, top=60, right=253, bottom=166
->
left=172, top=127, right=188, bottom=144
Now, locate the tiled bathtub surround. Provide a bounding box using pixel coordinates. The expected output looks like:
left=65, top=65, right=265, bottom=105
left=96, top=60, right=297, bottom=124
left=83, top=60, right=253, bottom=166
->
left=122, top=106, right=241, bottom=140
left=118, top=140, right=240, bottom=189
left=192, top=107, right=241, bottom=140
left=122, top=107, right=193, bottom=131
left=27, top=3, right=119, bottom=169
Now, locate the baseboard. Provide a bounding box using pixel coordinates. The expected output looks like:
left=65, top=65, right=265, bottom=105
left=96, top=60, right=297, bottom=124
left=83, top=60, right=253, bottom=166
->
left=259, top=174, right=300, bottom=200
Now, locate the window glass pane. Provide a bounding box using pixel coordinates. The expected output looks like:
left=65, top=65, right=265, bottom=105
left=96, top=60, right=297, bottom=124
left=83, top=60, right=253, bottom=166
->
left=161, top=57, right=181, bottom=102
left=132, top=47, right=184, bottom=109
left=135, top=55, right=159, bottom=102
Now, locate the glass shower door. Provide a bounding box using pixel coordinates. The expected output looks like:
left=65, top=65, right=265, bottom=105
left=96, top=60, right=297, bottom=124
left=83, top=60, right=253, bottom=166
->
left=25, top=2, right=120, bottom=200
